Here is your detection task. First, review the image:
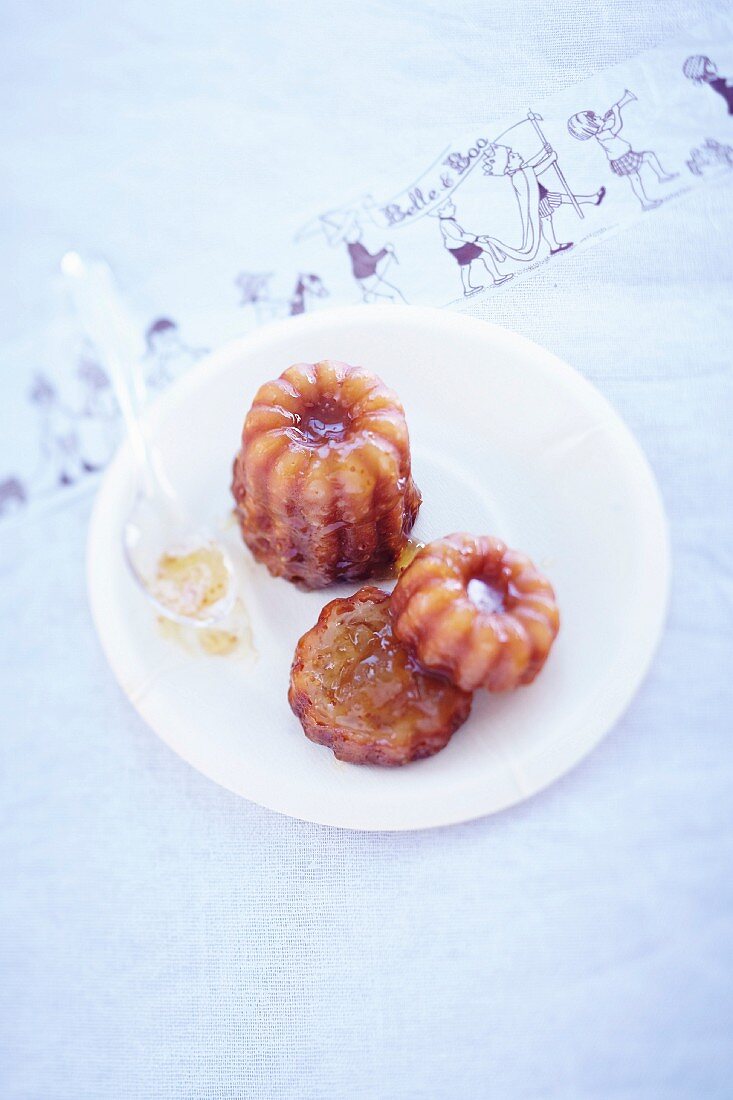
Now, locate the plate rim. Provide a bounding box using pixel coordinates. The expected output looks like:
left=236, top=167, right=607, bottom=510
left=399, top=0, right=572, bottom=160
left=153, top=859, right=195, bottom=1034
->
left=86, top=304, right=671, bottom=830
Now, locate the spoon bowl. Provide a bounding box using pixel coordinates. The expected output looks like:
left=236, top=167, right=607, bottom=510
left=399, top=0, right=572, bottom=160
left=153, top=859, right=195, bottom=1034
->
left=122, top=489, right=237, bottom=627
left=62, top=251, right=237, bottom=628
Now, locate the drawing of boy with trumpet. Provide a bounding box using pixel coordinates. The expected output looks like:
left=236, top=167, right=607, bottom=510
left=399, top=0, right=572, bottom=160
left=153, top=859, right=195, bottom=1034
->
left=568, top=90, right=677, bottom=211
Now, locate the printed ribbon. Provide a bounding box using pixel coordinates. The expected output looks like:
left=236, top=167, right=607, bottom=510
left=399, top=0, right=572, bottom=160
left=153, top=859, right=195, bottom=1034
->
left=1, top=16, right=732, bottom=524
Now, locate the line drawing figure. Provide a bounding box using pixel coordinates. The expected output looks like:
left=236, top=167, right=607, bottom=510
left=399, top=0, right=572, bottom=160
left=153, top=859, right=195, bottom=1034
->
left=30, top=373, right=86, bottom=488
left=234, top=271, right=274, bottom=322
left=234, top=271, right=328, bottom=320
left=288, top=273, right=329, bottom=315
left=428, top=197, right=512, bottom=296
left=522, top=110, right=588, bottom=220
left=568, top=91, right=678, bottom=211
left=482, top=138, right=605, bottom=259
left=0, top=477, right=27, bottom=518
left=76, top=350, right=119, bottom=473
left=143, top=317, right=208, bottom=393
left=683, top=55, right=733, bottom=115
left=2, top=357, right=119, bottom=519
left=686, top=137, right=733, bottom=175
left=2, top=350, right=122, bottom=521
left=322, top=211, right=407, bottom=302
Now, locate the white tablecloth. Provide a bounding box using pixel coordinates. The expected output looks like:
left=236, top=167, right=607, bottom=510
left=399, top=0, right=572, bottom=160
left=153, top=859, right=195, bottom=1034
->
left=2, top=2, right=732, bottom=1097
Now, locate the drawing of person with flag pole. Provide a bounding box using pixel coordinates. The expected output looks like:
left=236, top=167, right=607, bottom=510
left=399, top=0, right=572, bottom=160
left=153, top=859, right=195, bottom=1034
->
left=482, top=111, right=605, bottom=262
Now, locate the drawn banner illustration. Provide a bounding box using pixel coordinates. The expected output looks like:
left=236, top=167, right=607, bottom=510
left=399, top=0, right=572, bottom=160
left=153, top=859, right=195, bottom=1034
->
left=2, top=15, right=732, bottom=525
left=287, top=15, right=732, bottom=311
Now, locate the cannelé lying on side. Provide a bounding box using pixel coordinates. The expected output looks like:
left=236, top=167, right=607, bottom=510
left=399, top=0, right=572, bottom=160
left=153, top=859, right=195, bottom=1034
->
left=289, top=587, right=472, bottom=766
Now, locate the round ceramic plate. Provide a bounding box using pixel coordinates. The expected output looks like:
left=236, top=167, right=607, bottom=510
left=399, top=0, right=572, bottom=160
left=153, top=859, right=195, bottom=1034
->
left=87, top=304, right=669, bottom=830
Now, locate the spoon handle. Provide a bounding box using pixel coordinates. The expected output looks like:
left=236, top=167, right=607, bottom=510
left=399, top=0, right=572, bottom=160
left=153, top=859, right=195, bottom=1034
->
left=62, top=252, right=157, bottom=497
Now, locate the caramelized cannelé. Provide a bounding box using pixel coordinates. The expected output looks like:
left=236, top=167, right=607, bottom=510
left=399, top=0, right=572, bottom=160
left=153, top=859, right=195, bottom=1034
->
left=391, top=533, right=559, bottom=693
left=232, top=361, right=421, bottom=588
left=289, top=587, right=472, bottom=766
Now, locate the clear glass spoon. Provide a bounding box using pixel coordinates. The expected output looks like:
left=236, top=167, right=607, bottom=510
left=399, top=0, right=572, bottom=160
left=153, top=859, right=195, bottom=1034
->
left=62, top=251, right=236, bottom=627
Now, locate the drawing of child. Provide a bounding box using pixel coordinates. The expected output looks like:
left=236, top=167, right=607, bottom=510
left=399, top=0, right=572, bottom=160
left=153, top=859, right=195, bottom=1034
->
left=0, top=477, right=27, bottom=518
left=235, top=272, right=273, bottom=313
left=76, top=353, right=119, bottom=472
left=568, top=91, right=677, bottom=211
left=143, top=318, right=207, bottom=393
left=429, top=198, right=512, bottom=296
left=30, top=374, right=85, bottom=488
left=323, top=212, right=407, bottom=303
left=288, top=273, right=328, bottom=315
left=683, top=56, right=733, bottom=115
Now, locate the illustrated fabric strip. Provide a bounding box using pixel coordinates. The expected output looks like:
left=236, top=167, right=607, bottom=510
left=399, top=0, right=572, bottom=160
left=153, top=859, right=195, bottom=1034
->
left=1, top=16, right=732, bottom=526
left=291, top=16, right=733, bottom=307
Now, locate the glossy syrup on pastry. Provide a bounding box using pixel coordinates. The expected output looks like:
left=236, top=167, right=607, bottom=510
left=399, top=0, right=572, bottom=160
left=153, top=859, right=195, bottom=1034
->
left=391, top=533, right=560, bottom=693
left=231, top=360, right=421, bottom=588
left=289, top=587, right=472, bottom=766
left=394, top=537, right=426, bottom=576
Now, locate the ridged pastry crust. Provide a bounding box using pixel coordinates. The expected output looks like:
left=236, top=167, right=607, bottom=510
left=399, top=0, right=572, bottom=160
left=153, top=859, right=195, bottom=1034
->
left=231, top=361, right=421, bottom=588
left=390, top=533, right=560, bottom=693
left=288, top=587, right=472, bottom=766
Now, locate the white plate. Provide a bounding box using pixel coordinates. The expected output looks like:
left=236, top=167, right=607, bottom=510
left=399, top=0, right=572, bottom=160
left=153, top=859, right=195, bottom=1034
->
left=87, top=305, right=670, bottom=830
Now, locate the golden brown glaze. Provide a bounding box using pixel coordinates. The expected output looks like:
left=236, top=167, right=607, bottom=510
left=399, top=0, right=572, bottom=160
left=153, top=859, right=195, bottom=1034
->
left=390, top=533, right=560, bottom=693
left=231, top=361, right=421, bottom=588
left=289, top=587, right=472, bottom=766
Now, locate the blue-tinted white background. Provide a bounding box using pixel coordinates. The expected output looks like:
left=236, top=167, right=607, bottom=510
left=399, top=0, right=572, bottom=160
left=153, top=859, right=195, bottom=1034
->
left=2, top=1, right=732, bottom=1097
